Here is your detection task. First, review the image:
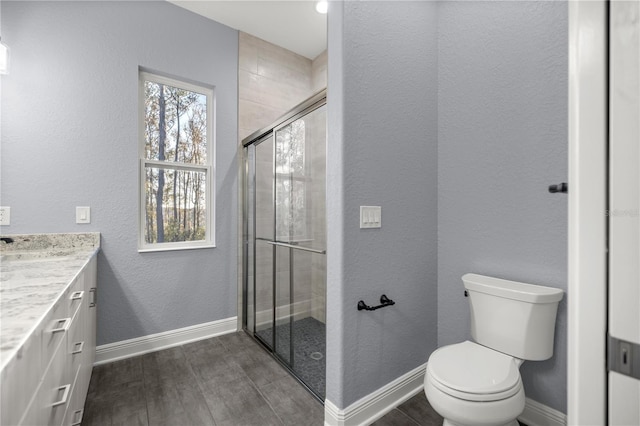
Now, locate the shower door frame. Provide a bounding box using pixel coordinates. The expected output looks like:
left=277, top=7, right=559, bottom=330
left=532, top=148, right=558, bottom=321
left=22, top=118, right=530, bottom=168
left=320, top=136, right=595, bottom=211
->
left=241, top=89, right=327, bottom=402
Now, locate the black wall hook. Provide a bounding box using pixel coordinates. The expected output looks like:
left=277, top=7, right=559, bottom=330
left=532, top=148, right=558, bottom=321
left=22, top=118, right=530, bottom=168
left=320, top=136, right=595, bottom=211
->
left=548, top=182, right=568, bottom=194
left=357, top=294, right=395, bottom=311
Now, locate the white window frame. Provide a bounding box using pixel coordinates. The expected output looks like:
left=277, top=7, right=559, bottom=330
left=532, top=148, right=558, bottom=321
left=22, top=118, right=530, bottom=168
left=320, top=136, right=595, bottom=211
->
left=138, top=71, right=215, bottom=252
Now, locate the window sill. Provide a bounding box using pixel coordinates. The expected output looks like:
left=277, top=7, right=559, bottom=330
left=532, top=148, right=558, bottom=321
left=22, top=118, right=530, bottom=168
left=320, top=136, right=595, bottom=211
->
left=138, top=244, right=216, bottom=253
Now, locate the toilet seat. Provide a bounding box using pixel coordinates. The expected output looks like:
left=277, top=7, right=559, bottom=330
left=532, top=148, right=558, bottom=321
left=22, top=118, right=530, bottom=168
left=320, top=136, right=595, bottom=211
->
left=427, top=341, right=522, bottom=402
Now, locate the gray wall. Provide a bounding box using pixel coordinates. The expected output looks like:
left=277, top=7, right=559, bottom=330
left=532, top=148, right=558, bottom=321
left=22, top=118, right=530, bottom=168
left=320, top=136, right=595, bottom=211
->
left=0, top=1, right=238, bottom=345
left=1, top=0, right=570, bottom=413
left=327, top=1, right=439, bottom=408
left=437, top=1, right=568, bottom=413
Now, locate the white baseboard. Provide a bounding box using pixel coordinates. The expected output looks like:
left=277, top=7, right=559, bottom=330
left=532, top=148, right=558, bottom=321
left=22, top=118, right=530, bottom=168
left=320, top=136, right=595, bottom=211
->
left=519, top=397, right=567, bottom=426
left=324, top=363, right=426, bottom=426
left=94, top=316, right=237, bottom=366
left=323, top=363, right=566, bottom=426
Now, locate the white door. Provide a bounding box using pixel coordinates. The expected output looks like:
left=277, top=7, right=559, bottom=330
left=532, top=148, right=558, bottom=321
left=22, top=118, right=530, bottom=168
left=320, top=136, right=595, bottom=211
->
left=609, top=1, right=640, bottom=424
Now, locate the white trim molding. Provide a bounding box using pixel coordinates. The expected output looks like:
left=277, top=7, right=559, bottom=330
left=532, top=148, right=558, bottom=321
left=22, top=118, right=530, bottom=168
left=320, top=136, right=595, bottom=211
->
left=324, top=363, right=426, bottom=426
left=567, top=0, right=608, bottom=424
left=520, top=398, right=568, bottom=426
left=323, top=362, right=566, bottom=426
left=94, top=317, right=237, bottom=366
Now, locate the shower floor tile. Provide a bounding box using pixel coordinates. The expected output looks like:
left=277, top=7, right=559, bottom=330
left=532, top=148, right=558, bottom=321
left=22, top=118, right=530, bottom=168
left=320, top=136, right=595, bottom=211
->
left=255, top=316, right=326, bottom=399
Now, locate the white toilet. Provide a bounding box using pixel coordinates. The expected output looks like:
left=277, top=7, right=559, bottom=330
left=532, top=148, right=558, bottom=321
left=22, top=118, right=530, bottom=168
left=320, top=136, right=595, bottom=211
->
left=425, top=273, right=563, bottom=426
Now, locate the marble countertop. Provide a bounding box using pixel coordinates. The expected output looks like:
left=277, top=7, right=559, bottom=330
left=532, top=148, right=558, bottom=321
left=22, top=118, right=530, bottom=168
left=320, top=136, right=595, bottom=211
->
left=0, top=233, right=100, bottom=370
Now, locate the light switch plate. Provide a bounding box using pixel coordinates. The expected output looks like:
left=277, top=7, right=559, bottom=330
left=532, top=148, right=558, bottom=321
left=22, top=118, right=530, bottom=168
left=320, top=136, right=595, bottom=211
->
left=0, top=207, right=10, bottom=226
left=76, top=206, right=91, bottom=224
left=360, top=206, right=381, bottom=228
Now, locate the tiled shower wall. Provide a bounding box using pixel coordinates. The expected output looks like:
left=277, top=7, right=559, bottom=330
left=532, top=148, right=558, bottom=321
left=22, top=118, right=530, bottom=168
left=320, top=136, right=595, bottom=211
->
left=311, top=50, right=328, bottom=94
left=238, top=32, right=327, bottom=140
left=238, top=31, right=327, bottom=328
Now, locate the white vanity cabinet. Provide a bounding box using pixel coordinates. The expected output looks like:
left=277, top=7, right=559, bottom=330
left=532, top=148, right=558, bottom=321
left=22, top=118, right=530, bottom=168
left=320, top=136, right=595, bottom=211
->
left=63, top=255, right=97, bottom=426
left=0, top=324, right=43, bottom=426
left=2, top=254, right=98, bottom=426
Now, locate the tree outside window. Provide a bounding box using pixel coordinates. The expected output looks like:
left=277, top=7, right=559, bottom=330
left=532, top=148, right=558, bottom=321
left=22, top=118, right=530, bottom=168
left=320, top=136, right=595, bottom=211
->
left=139, top=72, right=214, bottom=251
left=275, top=119, right=308, bottom=242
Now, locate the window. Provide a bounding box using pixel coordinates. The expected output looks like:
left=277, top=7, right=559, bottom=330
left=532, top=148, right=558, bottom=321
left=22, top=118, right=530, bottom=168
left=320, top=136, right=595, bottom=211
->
left=139, top=71, right=214, bottom=251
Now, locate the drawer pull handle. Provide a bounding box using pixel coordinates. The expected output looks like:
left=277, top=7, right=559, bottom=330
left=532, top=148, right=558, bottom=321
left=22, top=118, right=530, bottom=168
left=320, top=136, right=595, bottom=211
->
left=72, top=341, right=85, bottom=354
left=89, top=288, right=97, bottom=308
left=51, top=318, right=71, bottom=334
left=71, top=409, right=84, bottom=426
left=52, top=384, right=71, bottom=407
left=70, top=290, right=84, bottom=301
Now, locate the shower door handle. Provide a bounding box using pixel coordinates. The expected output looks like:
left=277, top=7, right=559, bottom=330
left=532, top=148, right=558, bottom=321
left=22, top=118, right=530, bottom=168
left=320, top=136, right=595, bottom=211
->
left=263, top=240, right=326, bottom=255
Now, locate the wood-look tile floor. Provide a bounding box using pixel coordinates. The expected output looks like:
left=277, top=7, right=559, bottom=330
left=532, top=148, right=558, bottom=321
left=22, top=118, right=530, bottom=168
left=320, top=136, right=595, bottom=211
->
left=82, top=331, right=443, bottom=426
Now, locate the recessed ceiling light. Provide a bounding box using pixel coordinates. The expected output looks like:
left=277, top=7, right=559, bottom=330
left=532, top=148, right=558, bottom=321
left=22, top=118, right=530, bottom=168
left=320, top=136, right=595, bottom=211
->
left=315, top=1, right=328, bottom=14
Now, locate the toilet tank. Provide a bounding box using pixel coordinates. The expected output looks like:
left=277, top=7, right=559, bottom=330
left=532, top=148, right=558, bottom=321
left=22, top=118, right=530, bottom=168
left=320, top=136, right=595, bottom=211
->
left=463, top=273, right=564, bottom=361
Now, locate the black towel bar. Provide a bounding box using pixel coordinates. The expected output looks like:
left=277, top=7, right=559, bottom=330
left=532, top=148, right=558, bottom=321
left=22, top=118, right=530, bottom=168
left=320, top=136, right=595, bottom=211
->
left=357, top=295, right=395, bottom=311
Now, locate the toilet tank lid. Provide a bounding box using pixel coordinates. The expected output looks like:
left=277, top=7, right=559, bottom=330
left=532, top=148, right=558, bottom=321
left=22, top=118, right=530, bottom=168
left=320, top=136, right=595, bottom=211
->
left=462, top=273, right=563, bottom=303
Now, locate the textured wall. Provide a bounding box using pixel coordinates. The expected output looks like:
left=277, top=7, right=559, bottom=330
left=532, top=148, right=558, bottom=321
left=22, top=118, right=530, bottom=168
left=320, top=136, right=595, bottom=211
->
left=0, top=1, right=238, bottom=345
left=1, top=0, right=570, bottom=413
left=437, top=1, right=568, bottom=412
left=327, top=1, right=439, bottom=408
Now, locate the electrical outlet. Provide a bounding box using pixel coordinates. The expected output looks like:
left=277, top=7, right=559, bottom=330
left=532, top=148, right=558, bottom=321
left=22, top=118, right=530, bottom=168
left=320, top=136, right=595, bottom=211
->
left=0, top=207, right=10, bottom=226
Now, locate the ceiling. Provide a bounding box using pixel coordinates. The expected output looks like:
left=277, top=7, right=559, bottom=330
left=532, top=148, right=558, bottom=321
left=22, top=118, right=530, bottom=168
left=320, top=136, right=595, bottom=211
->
left=168, top=1, right=328, bottom=60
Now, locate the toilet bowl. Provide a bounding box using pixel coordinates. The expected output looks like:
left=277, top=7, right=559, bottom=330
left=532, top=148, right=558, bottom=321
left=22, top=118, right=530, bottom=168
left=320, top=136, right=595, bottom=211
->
left=425, top=341, right=525, bottom=426
left=424, top=274, right=563, bottom=426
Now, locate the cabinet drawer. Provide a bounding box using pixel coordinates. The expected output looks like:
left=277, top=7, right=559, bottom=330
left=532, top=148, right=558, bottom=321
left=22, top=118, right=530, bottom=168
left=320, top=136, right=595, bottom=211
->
left=1, top=329, right=42, bottom=426
left=42, top=298, right=70, bottom=371
left=83, top=257, right=97, bottom=379
left=19, top=389, right=43, bottom=426
left=39, top=341, right=72, bottom=426
left=67, top=312, right=84, bottom=383
left=67, top=273, right=85, bottom=321
left=67, top=407, right=84, bottom=426
left=62, top=363, right=82, bottom=426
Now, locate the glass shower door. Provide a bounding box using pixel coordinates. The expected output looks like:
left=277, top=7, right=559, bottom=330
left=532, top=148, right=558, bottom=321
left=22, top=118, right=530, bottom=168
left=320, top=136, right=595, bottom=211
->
left=253, top=135, right=275, bottom=349
left=273, top=105, right=327, bottom=397
left=243, top=96, right=327, bottom=400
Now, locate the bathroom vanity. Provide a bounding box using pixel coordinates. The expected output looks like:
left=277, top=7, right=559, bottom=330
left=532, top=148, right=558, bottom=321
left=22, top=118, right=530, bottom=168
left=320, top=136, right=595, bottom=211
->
left=0, top=233, right=100, bottom=426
